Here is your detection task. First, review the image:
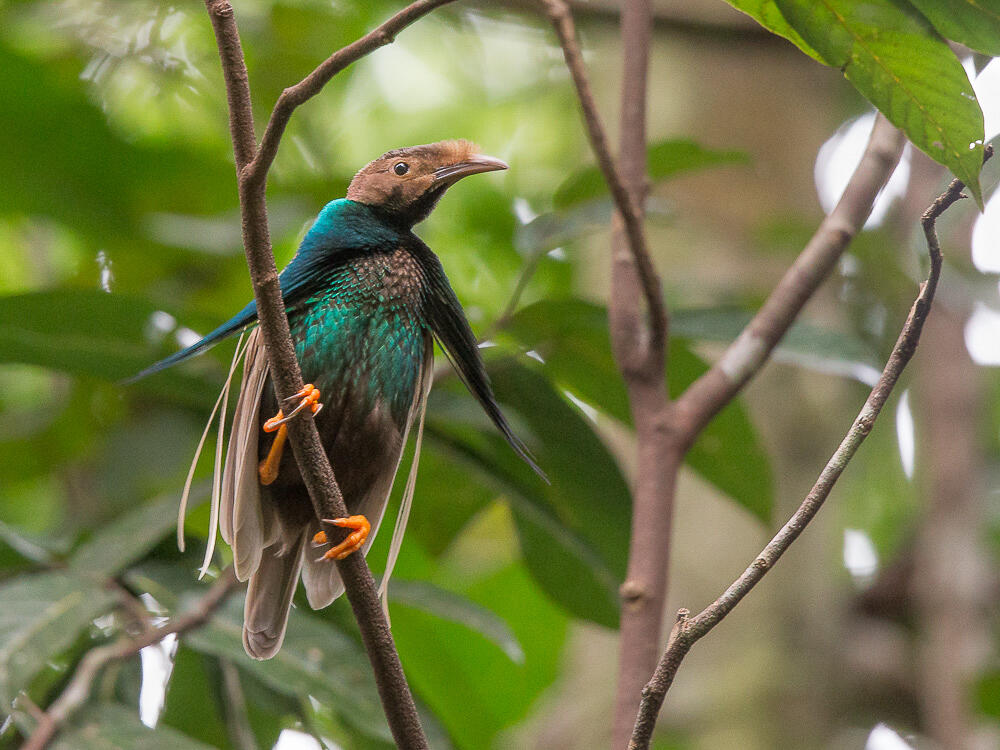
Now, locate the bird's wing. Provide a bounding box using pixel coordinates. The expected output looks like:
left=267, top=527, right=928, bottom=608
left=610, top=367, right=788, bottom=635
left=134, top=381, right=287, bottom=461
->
left=417, top=246, right=545, bottom=480
left=127, top=246, right=344, bottom=382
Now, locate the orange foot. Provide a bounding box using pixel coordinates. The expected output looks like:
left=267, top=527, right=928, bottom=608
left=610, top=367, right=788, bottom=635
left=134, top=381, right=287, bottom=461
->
left=258, top=385, right=323, bottom=486
left=263, top=384, right=323, bottom=432
left=312, top=515, right=370, bottom=560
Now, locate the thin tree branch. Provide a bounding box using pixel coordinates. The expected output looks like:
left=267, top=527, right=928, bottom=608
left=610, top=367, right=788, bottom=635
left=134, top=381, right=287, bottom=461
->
left=201, top=3, right=431, bottom=747
left=247, top=0, right=459, bottom=188
left=674, top=114, right=906, bottom=443
left=541, top=0, right=667, bottom=374
left=541, top=2, right=676, bottom=744
left=628, top=162, right=986, bottom=750
left=21, top=568, right=239, bottom=750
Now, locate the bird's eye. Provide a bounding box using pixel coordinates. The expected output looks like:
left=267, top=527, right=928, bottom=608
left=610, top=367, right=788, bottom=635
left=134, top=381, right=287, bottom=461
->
left=393, top=162, right=409, bottom=176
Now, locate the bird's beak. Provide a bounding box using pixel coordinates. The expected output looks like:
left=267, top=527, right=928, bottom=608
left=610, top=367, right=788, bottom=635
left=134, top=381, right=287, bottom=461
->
left=433, top=154, right=508, bottom=185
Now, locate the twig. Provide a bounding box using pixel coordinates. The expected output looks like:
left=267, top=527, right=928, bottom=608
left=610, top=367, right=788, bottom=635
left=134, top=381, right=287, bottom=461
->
left=627, top=164, right=985, bottom=750
left=674, top=114, right=906, bottom=442
left=202, top=2, right=433, bottom=747
left=21, top=568, right=239, bottom=750
left=220, top=659, right=258, bottom=750
left=247, top=0, right=459, bottom=188
left=541, top=0, right=667, bottom=373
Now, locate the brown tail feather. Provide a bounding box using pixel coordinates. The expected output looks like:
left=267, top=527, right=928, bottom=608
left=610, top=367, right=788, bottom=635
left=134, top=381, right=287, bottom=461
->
left=243, top=530, right=306, bottom=660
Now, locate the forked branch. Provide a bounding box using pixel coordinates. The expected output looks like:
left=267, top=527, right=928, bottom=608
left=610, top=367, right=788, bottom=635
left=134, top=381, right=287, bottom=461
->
left=202, top=2, right=454, bottom=747
left=627, top=158, right=989, bottom=749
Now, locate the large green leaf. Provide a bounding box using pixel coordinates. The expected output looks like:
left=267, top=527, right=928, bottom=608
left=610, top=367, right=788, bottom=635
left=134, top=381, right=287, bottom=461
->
left=907, top=0, right=1000, bottom=57
left=389, top=580, right=524, bottom=663
left=51, top=702, right=216, bottom=750
left=391, top=563, right=566, bottom=750
left=722, top=0, right=827, bottom=61
left=503, top=299, right=774, bottom=521
left=0, top=289, right=219, bottom=406
left=70, top=492, right=192, bottom=577
left=185, top=596, right=392, bottom=743
left=553, top=139, right=749, bottom=209
left=0, top=571, right=115, bottom=705
left=773, top=0, right=984, bottom=205
left=672, top=306, right=882, bottom=383
left=427, top=357, right=631, bottom=627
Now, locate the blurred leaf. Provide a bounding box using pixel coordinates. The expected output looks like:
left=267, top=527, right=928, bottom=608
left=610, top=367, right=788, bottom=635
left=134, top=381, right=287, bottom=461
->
left=976, top=668, right=1000, bottom=720
left=503, top=299, right=773, bottom=521
left=722, top=0, right=826, bottom=62
left=389, top=579, right=523, bottom=663
left=52, top=702, right=215, bottom=750
left=553, top=139, right=749, bottom=209
left=0, top=571, right=115, bottom=705
left=392, top=563, right=566, bottom=750
left=427, top=357, right=630, bottom=627
left=0, top=520, right=54, bottom=573
left=186, top=596, right=392, bottom=743
left=906, top=0, right=1000, bottom=57
left=70, top=492, right=193, bottom=577
left=773, top=0, right=985, bottom=205
left=672, top=306, right=882, bottom=383
left=403, top=448, right=495, bottom=557
left=160, top=648, right=234, bottom=750
left=669, top=343, right=773, bottom=521
left=0, top=289, right=218, bottom=406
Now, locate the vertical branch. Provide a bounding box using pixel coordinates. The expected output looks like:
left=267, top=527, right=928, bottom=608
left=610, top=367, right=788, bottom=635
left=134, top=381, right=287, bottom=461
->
left=201, top=2, right=447, bottom=747
left=608, top=2, right=681, bottom=748
left=627, top=166, right=984, bottom=749
left=541, top=3, right=677, bottom=746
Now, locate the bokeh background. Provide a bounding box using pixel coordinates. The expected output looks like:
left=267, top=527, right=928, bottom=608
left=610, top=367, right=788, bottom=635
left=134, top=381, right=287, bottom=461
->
left=2, top=1, right=1000, bottom=748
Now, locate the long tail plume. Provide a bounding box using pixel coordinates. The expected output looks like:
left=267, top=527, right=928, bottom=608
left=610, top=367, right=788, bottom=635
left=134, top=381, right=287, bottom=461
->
left=377, top=363, right=434, bottom=616
left=176, top=332, right=248, bottom=564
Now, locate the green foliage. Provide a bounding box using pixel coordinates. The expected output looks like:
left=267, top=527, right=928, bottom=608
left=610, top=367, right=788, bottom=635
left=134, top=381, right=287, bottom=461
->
left=553, top=139, right=750, bottom=209
left=0, top=0, right=991, bottom=746
left=726, top=0, right=986, bottom=204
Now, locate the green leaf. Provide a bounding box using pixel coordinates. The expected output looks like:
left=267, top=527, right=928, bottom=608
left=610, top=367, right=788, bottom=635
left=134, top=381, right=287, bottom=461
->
left=389, top=580, right=524, bottom=663
left=70, top=492, right=192, bottom=577
left=185, top=597, right=392, bottom=743
left=391, top=564, right=566, bottom=750
left=722, top=0, right=827, bottom=61
left=907, top=0, right=1000, bottom=57
left=672, top=307, right=882, bottom=383
left=503, top=299, right=774, bottom=521
left=773, top=0, right=984, bottom=205
left=0, top=290, right=219, bottom=407
left=160, top=648, right=236, bottom=750
left=427, top=357, right=631, bottom=627
left=52, top=703, right=216, bottom=750
left=553, top=139, right=749, bottom=209
left=0, top=571, right=116, bottom=705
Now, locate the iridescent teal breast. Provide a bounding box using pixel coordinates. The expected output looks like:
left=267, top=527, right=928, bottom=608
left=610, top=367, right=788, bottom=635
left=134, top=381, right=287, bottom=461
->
left=288, top=246, right=426, bottom=422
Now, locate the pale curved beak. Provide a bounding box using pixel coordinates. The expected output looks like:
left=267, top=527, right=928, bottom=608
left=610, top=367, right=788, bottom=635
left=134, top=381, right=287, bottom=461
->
left=433, top=154, right=508, bottom=185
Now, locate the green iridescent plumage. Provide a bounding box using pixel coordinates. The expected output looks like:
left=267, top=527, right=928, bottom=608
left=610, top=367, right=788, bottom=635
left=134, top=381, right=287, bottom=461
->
left=135, top=141, right=540, bottom=659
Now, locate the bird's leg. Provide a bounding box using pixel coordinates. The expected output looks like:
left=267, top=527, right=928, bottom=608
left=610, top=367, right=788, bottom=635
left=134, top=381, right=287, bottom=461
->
left=263, top=384, right=323, bottom=431
left=312, top=516, right=371, bottom=560
left=258, top=385, right=322, bottom=485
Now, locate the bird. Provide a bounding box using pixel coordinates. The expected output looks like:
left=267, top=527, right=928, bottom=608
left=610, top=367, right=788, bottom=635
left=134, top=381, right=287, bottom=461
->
left=132, top=140, right=542, bottom=659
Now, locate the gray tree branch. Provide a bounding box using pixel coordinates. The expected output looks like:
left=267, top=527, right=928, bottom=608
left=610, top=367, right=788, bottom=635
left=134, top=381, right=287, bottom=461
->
left=627, top=162, right=987, bottom=749
left=201, top=2, right=455, bottom=746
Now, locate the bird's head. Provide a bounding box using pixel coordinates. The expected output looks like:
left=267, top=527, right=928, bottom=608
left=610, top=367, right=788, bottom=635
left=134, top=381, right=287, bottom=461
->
left=346, top=140, right=508, bottom=228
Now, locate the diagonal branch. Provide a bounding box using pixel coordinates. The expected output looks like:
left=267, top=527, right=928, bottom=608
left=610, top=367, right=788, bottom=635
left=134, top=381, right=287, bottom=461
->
left=541, top=0, right=667, bottom=373
left=21, top=568, right=239, bottom=750
left=202, top=2, right=447, bottom=747
left=248, top=0, right=460, bottom=188
left=674, top=113, right=906, bottom=442
left=627, top=160, right=987, bottom=750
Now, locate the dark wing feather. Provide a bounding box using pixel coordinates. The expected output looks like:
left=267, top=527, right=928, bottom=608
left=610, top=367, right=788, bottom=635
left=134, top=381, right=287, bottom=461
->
left=126, top=249, right=338, bottom=382
left=416, top=244, right=546, bottom=480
